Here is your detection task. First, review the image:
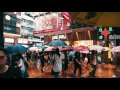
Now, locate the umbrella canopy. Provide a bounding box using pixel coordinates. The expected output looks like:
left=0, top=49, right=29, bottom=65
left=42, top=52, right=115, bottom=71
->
left=44, top=47, right=56, bottom=52
left=41, top=45, right=50, bottom=51
left=61, top=46, right=74, bottom=52
left=29, top=47, right=42, bottom=52
left=6, top=45, right=14, bottom=54
left=90, top=45, right=105, bottom=51
left=48, top=39, right=68, bottom=47
left=69, top=12, right=120, bottom=27
left=67, top=51, right=76, bottom=58
left=22, top=45, right=29, bottom=48
left=8, top=44, right=27, bottom=54
left=111, top=46, right=120, bottom=52
left=74, top=45, right=90, bottom=54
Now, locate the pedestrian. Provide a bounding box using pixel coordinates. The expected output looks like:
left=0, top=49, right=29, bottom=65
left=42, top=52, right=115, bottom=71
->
left=90, top=50, right=97, bottom=77
left=73, top=51, right=82, bottom=77
left=52, top=48, right=62, bottom=78
left=26, top=51, right=31, bottom=62
left=39, top=51, right=45, bottom=73
left=81, top=54, right=93, bottom=78
left=0, top=47, right=22, bottom=78
left=11, top=53, right=29, bottom=78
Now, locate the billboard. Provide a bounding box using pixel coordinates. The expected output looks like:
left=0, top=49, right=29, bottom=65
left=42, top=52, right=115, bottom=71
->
left=34, top=12, right=71, bottom=34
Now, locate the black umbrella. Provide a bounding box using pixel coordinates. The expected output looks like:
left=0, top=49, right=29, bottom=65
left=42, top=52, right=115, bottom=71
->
left=48, top=40, right=68, bottom=47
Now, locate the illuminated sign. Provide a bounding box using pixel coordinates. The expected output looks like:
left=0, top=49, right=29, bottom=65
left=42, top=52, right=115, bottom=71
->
left=109, top=35, right=120, bottom=39
left=98, top=26, right=114, bottom=40
left=73, top=40, right=93, bottom=47
left=5, top=38, right=14, bottom=43
left=52, top=34, right=66, bottom=40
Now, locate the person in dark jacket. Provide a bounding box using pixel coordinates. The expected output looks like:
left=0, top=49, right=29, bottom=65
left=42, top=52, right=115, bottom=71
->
left=0, top=47, right=22, bottom=78
left=73, top=51, right=82, bottom=77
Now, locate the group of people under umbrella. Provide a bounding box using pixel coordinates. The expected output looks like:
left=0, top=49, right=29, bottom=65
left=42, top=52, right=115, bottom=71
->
left=0, top=39, right=120, bottom=78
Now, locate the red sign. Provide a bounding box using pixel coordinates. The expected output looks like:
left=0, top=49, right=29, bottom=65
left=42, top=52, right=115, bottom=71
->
left=62, top=12, right=71, bottom=22
left=33, top=12, right=71, bottom=35
left=101, top=28, right=111, bottom=40
left=33, top=25, right=69, bottom=34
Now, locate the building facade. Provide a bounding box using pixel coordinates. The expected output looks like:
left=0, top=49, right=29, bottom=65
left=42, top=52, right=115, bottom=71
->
left=3, top=12, right=21, bottom=46
left=3, top=12, right=42, bottom=47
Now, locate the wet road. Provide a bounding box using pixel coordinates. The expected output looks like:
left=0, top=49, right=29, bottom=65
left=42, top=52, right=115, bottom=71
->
left=28, top=61, right=119, bottom=78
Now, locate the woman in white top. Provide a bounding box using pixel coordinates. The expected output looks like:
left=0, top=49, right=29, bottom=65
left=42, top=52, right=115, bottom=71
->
left=52, top=48, right=62, bottom=78
left=14, top=53, right=29, bottom=78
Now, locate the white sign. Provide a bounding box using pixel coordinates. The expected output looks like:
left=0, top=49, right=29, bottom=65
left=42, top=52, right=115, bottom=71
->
left=5, top=38, right=14, bottom=43
left=52, top=35, right=66, bottom=40
left=18, top=38, right=28, bottom=44
left=59, top=35, right=66, bottom=39
left=109, top=35, right=120, bottom=39
left=52, top=35, right=59, bottom=40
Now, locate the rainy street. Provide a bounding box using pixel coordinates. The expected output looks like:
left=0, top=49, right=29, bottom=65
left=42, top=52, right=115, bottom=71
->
left=0, top=12, right=120, bottom=78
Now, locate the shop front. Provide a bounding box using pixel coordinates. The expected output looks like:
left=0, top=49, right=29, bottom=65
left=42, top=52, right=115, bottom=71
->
left=4, top=33, right=21, bottom=46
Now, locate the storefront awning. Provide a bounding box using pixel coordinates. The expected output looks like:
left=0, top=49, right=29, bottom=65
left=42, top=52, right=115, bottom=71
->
left=33, top=27, right=97, bottom=36
left=4, top=33, right=21, bottom=38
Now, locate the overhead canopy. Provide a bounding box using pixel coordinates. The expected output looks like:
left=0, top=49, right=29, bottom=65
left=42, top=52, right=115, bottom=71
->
left=69, top=12, right=120, bottom=27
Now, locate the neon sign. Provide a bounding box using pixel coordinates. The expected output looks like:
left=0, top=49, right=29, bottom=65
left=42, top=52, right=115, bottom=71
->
left=98, top=26, right=114, bottom=40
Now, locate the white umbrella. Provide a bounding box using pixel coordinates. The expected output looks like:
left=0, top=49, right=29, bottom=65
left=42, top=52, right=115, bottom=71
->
left=22, top=45, right=29, bottom=48
left=29, top=47, right=42, bottom=52
left=111, top=46, right=120, bottom=52
left=44, top=47, right=56, bottom=52
left=90, top=45, right=105, bottom=52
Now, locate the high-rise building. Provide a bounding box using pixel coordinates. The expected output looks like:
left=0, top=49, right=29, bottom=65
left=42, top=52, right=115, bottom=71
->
left=3, top=12, right=21, bottom=46
left=3, top=12, right=42, bottom=47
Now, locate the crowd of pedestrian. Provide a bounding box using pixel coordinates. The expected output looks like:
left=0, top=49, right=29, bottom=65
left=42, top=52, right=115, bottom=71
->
left=1, top=46, right=120, bottom=78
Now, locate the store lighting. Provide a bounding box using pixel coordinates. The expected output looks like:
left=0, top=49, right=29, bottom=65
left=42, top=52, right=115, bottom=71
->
left=5, top=15, right=11, bottom=21
left=14, top=12, right=17, bottom=14
left=52, top=13, right=57, bottom=16
left=46, top=15, right=49, bottom=18
left=61, top=27, right=63, bottom=30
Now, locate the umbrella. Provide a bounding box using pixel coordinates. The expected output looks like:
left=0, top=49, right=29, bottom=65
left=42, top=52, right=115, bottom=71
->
left=6, top=45, right=14, bottom=54
left=9, top=44, right=27, bottom=54
left=22, top=45, right=29, bottom=48
left=29, top=47, right=38, bottom=51
left=74, top=45, right=90, bottom=54
left=29, top=47, right=42, bottom=52
left=48, top=39, right=68, bottom=47
left=111, top=46, right=120, bottom=52
left=67, top=51, right=76, bottom=58
left=41, top=45, right=50, bottom=51
left=44, top=47, right=56, bottom=52
left=90, top=45, right=105, bottom=51
left=61, top=46, right=74, bottom=51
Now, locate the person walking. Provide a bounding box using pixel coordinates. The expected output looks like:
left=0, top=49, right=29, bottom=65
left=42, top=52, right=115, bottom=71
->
left=73, top=52, right=82, bottom=78
left=52, top=48, right=62, bottom=78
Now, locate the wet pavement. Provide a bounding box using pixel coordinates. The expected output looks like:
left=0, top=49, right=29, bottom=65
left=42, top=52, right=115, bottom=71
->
left=28, top=61, right=119, bottom=78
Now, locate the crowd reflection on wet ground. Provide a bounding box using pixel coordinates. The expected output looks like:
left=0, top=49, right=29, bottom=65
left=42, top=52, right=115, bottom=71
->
left=28, top=61, right=120, bottom=78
